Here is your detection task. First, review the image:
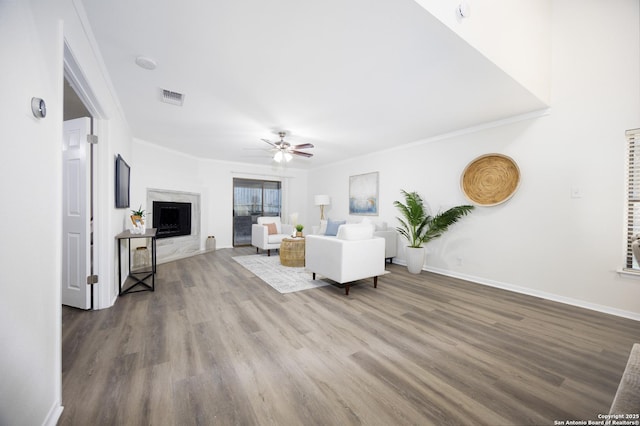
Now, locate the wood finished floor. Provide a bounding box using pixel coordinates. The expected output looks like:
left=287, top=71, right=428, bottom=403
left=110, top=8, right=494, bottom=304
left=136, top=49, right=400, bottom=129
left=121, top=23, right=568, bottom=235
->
left=59, top=247, right=640, bottom=425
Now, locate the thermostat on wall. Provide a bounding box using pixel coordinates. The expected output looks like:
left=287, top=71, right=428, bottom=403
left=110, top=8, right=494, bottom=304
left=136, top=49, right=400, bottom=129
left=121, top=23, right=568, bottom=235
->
left=31, top=97, right=46, bottom=118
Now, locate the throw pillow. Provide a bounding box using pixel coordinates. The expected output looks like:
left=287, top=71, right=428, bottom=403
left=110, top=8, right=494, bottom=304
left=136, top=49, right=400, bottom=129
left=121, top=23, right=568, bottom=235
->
left=264, top=222, right=278, bottom=235
left=325, top=219, right=345, bottom=236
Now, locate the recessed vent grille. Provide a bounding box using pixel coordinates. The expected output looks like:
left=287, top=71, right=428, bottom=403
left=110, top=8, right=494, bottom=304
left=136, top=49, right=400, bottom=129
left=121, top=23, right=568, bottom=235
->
left=161, top=89, right=185, bottom=106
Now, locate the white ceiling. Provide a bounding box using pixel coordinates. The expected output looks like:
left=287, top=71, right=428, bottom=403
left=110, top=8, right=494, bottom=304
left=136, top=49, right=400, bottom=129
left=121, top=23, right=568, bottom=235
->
left=81, top=0, right=546, bottom=168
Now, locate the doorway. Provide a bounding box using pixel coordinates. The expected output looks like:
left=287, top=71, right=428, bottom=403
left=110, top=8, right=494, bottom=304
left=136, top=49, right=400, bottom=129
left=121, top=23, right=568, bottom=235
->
left=62, top=78, right=95, bottom=310
left=61, top=34, right=107, bottom=309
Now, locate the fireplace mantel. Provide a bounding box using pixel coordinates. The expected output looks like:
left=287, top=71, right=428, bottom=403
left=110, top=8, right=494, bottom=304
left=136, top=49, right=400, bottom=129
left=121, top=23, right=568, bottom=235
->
left=147, top=189, right=201, bottom=263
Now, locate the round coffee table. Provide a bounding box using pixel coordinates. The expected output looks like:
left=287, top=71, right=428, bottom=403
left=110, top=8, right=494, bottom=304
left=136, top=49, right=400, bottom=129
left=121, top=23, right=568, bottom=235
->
left=280, top=237, right=305, bottom=267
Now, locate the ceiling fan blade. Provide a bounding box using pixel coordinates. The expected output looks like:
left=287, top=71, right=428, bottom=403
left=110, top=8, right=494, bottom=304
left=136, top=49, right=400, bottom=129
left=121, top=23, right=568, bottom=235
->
left=261, top=139, right=276, bottom=147
left=292, top=143, right=314, bottom=149
left=291, top=150, right=313, bottom=158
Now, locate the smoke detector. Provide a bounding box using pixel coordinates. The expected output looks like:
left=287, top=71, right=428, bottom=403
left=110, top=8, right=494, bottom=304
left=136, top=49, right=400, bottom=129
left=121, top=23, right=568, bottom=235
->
left=135, top=55, right=157, bottom=70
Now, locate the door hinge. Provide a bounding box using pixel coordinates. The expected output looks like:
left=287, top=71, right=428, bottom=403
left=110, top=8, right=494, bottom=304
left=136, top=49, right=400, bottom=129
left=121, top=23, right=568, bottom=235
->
left=87, top=134, right=98, bottom=144
left=86, top=275, right=99, bottom=285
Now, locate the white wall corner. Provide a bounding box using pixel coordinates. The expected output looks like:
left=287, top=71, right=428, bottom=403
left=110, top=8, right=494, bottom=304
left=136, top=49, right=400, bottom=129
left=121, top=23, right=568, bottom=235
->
left=413, top=0, right=551, bottom=105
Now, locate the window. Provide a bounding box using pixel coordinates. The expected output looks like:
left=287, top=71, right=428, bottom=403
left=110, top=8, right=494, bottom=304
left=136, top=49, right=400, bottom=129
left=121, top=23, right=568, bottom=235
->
left=625, top=128, right=640, bottom=270
left=232, top=178, right=282, bottom=246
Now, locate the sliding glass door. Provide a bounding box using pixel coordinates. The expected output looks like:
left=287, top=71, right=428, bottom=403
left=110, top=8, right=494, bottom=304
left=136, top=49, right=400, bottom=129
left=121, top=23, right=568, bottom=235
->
left=233, top=178, right=282, bottom=246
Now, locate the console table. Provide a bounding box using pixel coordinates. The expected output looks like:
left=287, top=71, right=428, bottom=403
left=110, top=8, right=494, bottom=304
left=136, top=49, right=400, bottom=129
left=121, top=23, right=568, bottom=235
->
left=116, top=228, right=157, bottom=295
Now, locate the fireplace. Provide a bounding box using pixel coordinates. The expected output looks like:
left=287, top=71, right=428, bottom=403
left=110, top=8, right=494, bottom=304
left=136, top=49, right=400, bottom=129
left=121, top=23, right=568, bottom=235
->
left=153, top=201, right=192, bottom=239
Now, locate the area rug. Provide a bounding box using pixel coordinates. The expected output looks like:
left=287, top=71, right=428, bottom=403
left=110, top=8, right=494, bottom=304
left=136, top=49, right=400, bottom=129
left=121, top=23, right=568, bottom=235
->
left=232, top=255, right=329, bottom=294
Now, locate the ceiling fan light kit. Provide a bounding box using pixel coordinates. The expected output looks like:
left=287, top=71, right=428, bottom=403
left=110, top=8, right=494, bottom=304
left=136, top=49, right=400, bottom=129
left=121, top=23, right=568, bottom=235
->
left=274, top=150, right=293, bottom=163
left=262, top=131, right=314, bottom=163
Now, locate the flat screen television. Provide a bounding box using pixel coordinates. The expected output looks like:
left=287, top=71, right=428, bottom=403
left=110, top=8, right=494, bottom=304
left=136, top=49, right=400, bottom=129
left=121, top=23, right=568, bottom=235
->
left=115, top=154, right=130, bottom=208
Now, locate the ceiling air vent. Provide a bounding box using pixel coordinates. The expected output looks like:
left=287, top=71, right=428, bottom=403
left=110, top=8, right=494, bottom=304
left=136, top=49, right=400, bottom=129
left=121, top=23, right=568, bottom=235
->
left=161, top=89, right=185, bottom=106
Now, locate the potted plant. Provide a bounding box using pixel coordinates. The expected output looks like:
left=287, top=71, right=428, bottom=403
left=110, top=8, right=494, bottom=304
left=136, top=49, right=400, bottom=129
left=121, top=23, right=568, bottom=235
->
left=130, top=205, right=146, bottom=233
left=394, top=190, right=474, bottom=274
left=295, top=224, right=304, bottom=237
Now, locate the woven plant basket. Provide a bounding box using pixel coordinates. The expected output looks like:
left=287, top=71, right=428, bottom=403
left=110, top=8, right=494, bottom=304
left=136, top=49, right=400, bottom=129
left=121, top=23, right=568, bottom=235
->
left=461, top=154, right=520, bottom=206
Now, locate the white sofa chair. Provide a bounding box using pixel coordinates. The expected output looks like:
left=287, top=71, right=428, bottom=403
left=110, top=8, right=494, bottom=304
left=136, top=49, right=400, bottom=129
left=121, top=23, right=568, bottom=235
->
left=374, top=228, right=397, bottom=264
left=251, top=217, right=294, bottom=256
left=306, top=223, right=386, bottom=295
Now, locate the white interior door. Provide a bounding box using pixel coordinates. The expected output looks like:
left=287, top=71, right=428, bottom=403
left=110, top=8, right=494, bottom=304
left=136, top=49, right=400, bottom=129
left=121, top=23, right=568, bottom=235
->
left=62, top=117, right=91, bottom=309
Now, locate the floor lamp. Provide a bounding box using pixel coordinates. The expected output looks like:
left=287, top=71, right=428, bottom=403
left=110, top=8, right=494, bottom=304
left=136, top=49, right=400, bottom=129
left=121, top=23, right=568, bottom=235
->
left=314, top=195, right=330, bottom=220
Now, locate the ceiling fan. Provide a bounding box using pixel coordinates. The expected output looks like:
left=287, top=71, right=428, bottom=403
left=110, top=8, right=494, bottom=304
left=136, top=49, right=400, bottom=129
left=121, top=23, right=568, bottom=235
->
left=262, top=132, right=314, bottom=162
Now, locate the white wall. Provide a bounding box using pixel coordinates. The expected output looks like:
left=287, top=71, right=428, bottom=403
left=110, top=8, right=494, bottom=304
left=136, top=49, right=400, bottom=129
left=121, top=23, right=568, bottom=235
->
left=309, top=0, right=640, bottom=318
left=0, top=2, right=63, bottom=424
left=0, top=0, right=134, bottom=424
left=414, top=0, right=551, bottom=104
left=132, top=139, right=309, bottom=251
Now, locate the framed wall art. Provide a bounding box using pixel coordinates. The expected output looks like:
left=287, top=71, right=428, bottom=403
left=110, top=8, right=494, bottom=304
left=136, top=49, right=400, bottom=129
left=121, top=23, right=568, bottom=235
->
left=349, top=172, right=379, bottom=215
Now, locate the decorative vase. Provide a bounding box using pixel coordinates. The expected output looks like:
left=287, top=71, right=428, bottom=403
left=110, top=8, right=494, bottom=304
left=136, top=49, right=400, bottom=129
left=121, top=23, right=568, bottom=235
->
left=296, top=231, right=303, bottom=237
left=405, top=246, right=425, bottom=274
left=130, top=215, right=145, bottom=234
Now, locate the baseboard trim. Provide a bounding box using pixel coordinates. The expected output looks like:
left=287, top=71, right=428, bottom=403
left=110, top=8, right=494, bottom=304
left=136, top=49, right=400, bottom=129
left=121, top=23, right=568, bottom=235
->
left=392, top=260, right=640, bottom=322
left=43, top=402, right=63, bottom=426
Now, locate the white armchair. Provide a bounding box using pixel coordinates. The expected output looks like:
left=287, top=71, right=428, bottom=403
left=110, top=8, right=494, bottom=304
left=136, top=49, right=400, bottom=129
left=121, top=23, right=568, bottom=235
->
left=251, top=217, right=294, bottom=256
left=306, top=223, right=386, bottom=295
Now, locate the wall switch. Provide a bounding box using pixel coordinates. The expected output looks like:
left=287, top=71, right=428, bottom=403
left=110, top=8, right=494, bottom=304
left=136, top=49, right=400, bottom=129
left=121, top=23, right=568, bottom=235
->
left=571, top=187, right=583, bottom=198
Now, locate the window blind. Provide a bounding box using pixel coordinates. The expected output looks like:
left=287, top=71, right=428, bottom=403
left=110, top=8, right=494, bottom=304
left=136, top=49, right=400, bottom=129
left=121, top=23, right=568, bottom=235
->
left=626, top=128, right=640, bottom=269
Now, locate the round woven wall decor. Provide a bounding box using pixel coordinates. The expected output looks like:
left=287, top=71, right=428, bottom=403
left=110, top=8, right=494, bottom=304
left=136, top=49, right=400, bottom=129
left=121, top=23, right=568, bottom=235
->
left=461, top=154, right=520, bottom=206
